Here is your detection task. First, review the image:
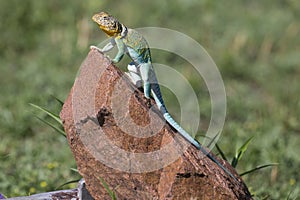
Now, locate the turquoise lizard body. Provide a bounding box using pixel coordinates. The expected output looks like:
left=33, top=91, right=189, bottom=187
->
left=91, top=11, right=237, bottom=181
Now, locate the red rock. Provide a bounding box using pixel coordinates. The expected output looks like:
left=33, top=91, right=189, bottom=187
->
left=60, top=49, right=252, bottom=200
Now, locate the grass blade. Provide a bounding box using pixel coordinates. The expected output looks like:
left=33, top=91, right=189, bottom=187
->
left=55, top=179, right=81, bottom=190
left=70, top=168, right=79, bottom=173
left=206, top=131, right=221, bottom=149
left=239, top=163, right=278, bottom=176
left=34, top=116, right=66, bottom=137
left=50, top=95, right=64, bottom=106
left=29, top=103, right=62, bottom=125
left=197, top=132, right=229, bottom=162
left=215, top=143, right=228, bottom=161
left=98, top=177, right=117, bottom=200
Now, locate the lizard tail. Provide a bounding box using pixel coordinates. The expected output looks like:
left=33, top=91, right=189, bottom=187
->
left=163, top=112, right=238, bottom=181
left=151, top=84, right=237, bottom=181
left=151, top=83, right=203, bottom=149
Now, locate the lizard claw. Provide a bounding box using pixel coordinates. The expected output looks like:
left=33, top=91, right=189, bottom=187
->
left=90, top=45, right=111, bottom=61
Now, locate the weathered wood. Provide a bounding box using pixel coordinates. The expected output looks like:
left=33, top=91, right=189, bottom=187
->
left=5, top=179, right=94, bottom=200
left=6, top=179, right=94, bottom=200
left=60, top=49, right=253, bottom=199
left=6, top=189, right=77, bottom=200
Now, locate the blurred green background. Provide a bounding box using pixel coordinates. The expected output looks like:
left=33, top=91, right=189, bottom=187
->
left=0, top=0, right=299, bottom=199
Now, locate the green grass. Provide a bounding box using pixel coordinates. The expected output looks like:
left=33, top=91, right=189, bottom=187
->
left=0, top=1, right=299, bottom=199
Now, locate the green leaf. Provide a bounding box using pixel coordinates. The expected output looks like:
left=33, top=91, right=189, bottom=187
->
left=239, top=163, right=278, bottom=176
left=98, top=177, right=117, bottom=200
left=232, top=136, right=254, bottom=167
left=29, top=103, right=62, bottom=125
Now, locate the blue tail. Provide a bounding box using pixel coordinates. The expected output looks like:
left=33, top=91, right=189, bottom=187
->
left=151, top=83, right=237, bottom=181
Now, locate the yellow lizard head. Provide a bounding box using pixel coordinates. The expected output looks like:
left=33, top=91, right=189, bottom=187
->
left=92, top=12, right=123, bottom=37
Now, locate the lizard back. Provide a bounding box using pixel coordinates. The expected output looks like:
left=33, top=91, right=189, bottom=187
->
left=123, top=28, right=152, bottom=64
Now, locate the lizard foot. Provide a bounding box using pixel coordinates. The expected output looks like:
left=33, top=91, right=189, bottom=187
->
left=146, top=98, right=151, bottom=108
left=90, top=45, right=102, bottom=52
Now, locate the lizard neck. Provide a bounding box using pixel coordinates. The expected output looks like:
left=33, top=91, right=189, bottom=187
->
left=120, top=24, right=128, bottom=38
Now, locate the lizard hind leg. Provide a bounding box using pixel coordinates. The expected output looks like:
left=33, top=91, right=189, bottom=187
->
left=127, top=62, right=152, bottom=107
left=139, top=63, right=151, bottom=99
left=126, top=62, right=143, bottom=88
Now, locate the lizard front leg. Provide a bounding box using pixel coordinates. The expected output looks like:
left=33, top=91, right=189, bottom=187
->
left=90, top=39, right=116, bottom=53
left=111, top=38, right=125, bottom=63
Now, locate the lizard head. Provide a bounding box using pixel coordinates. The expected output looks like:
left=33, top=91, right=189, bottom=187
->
left=92, top=12, right=123, bottom=37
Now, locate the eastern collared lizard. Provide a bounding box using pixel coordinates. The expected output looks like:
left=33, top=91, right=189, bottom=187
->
left=91, top=11, right=237, bottom=181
